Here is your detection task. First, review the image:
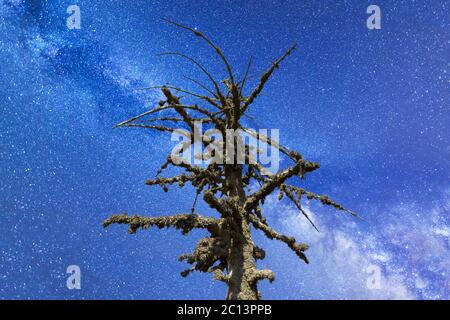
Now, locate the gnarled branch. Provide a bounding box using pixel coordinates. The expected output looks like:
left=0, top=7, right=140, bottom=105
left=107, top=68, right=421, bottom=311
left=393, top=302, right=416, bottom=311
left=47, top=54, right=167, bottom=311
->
left=248, top=214, right=309, bottom=264
left=103, top=213, right=220, bottom=235
left=241, top=44, right=297, bottom=113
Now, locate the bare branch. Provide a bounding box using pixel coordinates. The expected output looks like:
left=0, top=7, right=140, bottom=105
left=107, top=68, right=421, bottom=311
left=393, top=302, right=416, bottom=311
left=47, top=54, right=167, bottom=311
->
left=158, top=52, right=227, bottom=106
left=240, top=127, right=303, bottom=162
left=161, top=86, right=197, bottom=132
left=282, top=184, right=359, bottom=218
left=103, top=213, right=220, bottom=235
left=145, top=174, right=194, bottom=189
left=162, top=18, right=235, bottom=85
left=144, top=84, right=221, bottom=109
left=114, top=105, right=171, bottom=128
left=248, top=214, right=309, bottom=264
left=281, top=186, right=319, bottom=232
left=122, top=123, right=182, bottom=134
left=203, top=190, right=228, bottom=216
left=183, top=75, right=219, bottom=98
left=241, top=44, right=297, bottom=113
left=140, top=117, right=213, bottom=124
left=251, top=269, right=275, bottom=284
left=244, top=159, right=320, bottom=211
left=239, top=56, right=252, bottom=96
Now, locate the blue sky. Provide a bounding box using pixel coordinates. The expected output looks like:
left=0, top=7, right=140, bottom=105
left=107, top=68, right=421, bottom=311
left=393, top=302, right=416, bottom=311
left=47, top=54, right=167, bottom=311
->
left=0, top=0, right=449, bottom=299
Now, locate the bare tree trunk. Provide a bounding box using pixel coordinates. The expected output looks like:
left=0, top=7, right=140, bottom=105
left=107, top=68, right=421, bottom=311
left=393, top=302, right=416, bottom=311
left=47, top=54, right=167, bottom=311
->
left=226, top=217, right=258, bottom=300
left=225, top=166, right=259, bottom=300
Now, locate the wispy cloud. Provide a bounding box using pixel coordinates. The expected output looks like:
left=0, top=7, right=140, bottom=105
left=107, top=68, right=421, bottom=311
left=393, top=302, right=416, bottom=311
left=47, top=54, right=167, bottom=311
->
left=260, top=188, right=450, bottom=299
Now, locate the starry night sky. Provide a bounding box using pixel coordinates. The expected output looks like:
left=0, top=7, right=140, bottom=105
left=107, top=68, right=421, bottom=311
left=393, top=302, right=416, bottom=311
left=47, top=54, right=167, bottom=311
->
left=0, top=0, right=449, bottom=299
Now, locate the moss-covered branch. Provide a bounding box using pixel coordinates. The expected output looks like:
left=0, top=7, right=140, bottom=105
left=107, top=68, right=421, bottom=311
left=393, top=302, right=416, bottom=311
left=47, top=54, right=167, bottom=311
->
left=103, top=213, right=220, bottom=235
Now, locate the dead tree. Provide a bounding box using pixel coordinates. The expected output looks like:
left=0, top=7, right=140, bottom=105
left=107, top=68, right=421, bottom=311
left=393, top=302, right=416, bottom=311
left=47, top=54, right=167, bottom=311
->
left=103, top=19, right=357, bottom=300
